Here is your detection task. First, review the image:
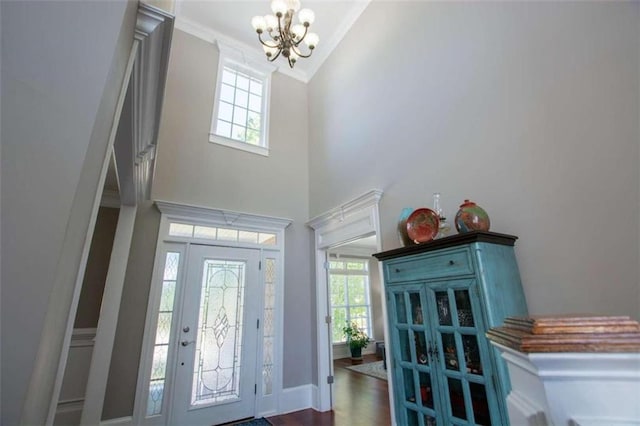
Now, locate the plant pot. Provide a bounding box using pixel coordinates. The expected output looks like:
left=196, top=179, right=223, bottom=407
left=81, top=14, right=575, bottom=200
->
left=350, top=346, right=363, bottom=364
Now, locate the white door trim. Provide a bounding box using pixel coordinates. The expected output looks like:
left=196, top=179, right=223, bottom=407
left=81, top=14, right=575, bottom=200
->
left=132, top=202, right=291, bottom=425
left=307, top=189, right=387, bottom=413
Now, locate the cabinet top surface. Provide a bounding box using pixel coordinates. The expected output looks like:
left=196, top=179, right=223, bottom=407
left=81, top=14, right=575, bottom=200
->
left=373, top=231, right=518, bottom=261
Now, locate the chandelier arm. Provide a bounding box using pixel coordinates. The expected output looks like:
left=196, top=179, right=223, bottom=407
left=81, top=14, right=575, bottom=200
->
left=291, top=44, right=313, bottom=59
left=257, top=33, right=280, bottom=49
left=268, top=49, right=283, bottom=62
left=293, top=25, right=309, bottom=47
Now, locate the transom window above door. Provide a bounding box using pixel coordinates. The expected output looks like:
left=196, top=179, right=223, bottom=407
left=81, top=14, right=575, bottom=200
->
left=209, top=43, right=274, bottom=157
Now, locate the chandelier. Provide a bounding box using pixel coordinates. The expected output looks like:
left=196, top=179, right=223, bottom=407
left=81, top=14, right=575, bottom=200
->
left=251, top=0, right=319, bottom=69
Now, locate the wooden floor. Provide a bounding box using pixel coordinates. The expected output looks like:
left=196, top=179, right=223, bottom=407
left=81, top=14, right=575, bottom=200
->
left=268, top=355, right=391, bottom=426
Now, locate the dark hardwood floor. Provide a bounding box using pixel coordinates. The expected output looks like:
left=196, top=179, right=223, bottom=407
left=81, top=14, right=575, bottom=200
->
left=268, top=355, right=391, bottom=426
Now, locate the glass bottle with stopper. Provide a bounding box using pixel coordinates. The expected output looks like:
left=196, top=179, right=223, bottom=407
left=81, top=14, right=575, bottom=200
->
left=432, top=192, right=451, bottom=238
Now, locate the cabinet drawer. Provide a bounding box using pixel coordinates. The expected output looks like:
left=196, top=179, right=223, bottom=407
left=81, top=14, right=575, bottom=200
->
left=385, top=248, right=474, bottom=283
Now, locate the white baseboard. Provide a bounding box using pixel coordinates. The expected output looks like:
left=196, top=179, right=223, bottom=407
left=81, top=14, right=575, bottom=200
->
left=100, top=416, right=133, bottom=426
left=279, top=384, right=314, bottom=414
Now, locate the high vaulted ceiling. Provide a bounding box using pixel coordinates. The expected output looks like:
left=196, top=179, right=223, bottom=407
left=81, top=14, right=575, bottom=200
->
left=174, top=0, right=370, bottom=82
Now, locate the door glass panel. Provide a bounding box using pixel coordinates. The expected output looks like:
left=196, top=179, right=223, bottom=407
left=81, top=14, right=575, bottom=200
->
left=419, top=371, right=434, bottom=409
left=414, top=331, right=429, bottom=365
left=403, top=368, right=416, bottom=403
left=262, top=258, right=276, bottom=396
left=470, top=382, right=492, bottom=425
left=442, top=333, right=459, bottom=371
left=424, top=414, right=437, bottom=426
left=191, top=259, right=246, bottom=406
left=455, top=290, right=475, bottom=327
left=462, top=334, right=483, bottom=375
left=395, top=293, right=407, bottom=323
left=436, top=291, right=452, bottom=325
left=410, top=292, right=423, bottom=325
left=448, top=377, right=467, bottom=420
left=406, top=408, right=419, bottom=426
left=147, top=251, right=180, bottom=416
left=399, top=330, right=411, bottom=362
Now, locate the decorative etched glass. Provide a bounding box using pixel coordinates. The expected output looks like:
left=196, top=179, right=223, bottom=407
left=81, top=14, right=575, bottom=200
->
left=147, top=252, right=180, bottom=416
left=262, top=258, right=276, bottom=396
left=191, top=260, right=246, bottom=405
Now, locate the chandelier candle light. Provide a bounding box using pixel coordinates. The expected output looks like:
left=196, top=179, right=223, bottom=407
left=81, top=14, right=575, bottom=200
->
left=251, top=0, right=319, bottom=68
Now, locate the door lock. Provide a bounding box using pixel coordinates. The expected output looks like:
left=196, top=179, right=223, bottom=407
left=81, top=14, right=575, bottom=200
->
left=183, top=326, right=190, bottom=333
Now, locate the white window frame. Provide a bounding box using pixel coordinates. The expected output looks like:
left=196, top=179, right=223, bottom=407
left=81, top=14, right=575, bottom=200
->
left=209, top=42, right=275, bottom=157
left=328, top=257, right=373, bottom=344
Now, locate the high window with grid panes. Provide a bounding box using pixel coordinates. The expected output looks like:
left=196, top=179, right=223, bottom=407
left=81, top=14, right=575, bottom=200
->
left=209, top=45, right=273, bottom=156
left=329, top=258, right=372, bottom=344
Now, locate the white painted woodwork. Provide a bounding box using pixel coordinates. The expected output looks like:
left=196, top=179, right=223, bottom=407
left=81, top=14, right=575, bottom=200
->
left=116, top=3, right=174, bottom=205
left=493, top=342, right=640, bottom=425
left=81, top=205, right=138, bottom=425
left=171, top=246, right=260, bottom=425
left=133, top=202, right=291, bottom=425
left=53, top=329, right=97, bottom=426
left=306, top=190, right=390, bottom=416
left=20, top=4, right=139, bottom=423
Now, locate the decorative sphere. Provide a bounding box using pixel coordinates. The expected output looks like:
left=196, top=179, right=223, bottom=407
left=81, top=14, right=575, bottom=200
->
left=454, top=200, right=490, bottom=233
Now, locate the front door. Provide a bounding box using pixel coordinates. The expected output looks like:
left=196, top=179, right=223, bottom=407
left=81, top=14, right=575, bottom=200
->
left=171, top=245, right=261, bottom=425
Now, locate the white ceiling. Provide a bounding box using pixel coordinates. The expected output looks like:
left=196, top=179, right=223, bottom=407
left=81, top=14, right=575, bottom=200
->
left=174, top=0, right=370, bottom=82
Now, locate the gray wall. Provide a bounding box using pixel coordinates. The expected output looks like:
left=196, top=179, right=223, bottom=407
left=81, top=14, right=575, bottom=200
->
left=308, top=2, right=640, bottom=319
left=152, top=29, right=312, bottom=389
left=102, top=28, right=313, bottom=417
left=75, top=207, right=120, bottom=329
left=1, top=1, right=136, bottom=423
left=104, top=201, right=161, bottom=420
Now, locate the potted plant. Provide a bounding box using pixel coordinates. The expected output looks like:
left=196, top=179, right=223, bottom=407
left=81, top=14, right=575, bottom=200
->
left=342, top=322, right=371, bottom=362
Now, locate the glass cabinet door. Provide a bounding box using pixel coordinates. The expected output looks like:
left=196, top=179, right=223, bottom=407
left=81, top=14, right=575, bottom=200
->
left=427, top=281, right=497, bottom=426
left=390, top=288, right=442, bottom=426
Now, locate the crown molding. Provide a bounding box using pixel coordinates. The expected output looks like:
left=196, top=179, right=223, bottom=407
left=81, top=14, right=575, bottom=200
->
left=307, top=189, right=383, bottom=230
left=155, top=200, right=293, bottom=231
left=175, top=16, right=309, bottom=83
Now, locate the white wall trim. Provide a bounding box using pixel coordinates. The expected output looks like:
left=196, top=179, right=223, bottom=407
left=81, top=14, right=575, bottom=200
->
left=173, top=1, right=371, bottom=83
left=101, top=189, right=121, bottom=209
left=70, top=328, right=97, bottom=348
left=307, top=189, right=383, bottom=231
left=307, top=189, right=386, bottom=414
left=155, top=200, right=292, bottom=232
left=81, top=206, right=138, bottom=426
left=100, top=416, right=134, bottom=426
left=279, top=385, right=314, bottom=415
left=132, top=203, right=289, bottom=425
left=174, top=15, right=309, bottom=83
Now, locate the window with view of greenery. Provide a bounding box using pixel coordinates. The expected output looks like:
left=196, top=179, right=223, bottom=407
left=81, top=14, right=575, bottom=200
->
left=209, top=47, right=272, bottom=157
left=329, top=258, right=372, bottom=344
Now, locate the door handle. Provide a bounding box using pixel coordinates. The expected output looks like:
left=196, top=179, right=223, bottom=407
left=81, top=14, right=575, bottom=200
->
left=181, top=340, right=195, bottom=347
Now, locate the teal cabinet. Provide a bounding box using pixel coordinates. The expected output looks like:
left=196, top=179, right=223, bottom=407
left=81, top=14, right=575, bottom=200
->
left=374, top=232, right=527, bottom=426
